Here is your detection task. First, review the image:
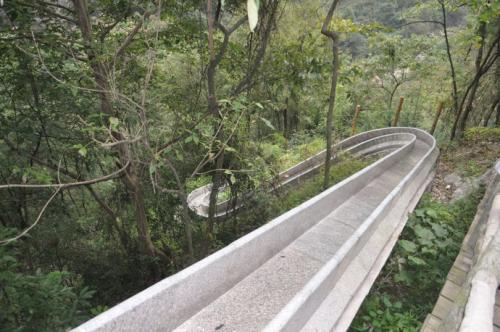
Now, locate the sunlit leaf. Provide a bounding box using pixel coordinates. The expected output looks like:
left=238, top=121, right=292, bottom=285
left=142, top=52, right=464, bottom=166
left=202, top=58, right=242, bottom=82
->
left=398, top=240, right=417, bottom=253
left=109, top=117, right=119, bottom=130
left=431, top=223, right=448, bottom=237
left=247, top=0, right=259, bottom=32
left=425, top=208, right=438, bottom=219
left=259, top=117, right=275, bottom=130
left=78, top=147, right=87, bottom=157
left=408, top=255, right=426, bottom=266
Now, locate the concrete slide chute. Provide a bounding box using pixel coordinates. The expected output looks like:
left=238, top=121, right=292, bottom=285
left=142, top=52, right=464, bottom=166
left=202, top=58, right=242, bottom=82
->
left=73, top=127, right=438, bottom=332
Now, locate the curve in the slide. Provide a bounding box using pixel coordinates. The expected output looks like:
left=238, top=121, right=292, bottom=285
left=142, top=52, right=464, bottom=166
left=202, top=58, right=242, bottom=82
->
left=73, top=127, right=438, bottom=332
left=188, top=129, right=419, bottom=218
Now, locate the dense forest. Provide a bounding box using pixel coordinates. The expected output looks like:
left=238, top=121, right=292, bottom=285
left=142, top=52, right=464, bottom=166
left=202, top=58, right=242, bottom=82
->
left=0, top=0, right=498, bottom=330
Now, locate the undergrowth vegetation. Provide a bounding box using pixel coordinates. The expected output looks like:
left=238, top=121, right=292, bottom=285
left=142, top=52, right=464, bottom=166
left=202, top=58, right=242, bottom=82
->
left=0, top=229, right=95, bottom=330
left=439, top=127, right=500, bottom=180
left=463, top=127, right=500, bottom=142
left=350, top=188, right=485, bottom=331
left=213, top=155, right=373, bottom=249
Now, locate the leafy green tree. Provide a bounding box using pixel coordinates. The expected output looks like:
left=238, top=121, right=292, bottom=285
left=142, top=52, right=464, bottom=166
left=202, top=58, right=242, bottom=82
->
left=0, top=228, right=94, bottom=331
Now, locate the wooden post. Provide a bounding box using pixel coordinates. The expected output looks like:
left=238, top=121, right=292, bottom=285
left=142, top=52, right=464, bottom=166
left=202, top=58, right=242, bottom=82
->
left=430, top=101, right=444, bottom=135
left=351, top=104, right=361, bottom=136
left=392, top=96, right=405, bottom=127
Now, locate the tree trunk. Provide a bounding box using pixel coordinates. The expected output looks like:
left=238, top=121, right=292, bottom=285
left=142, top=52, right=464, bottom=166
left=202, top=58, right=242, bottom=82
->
left=392, top=96, right=405, bottom=127
left=323, top=39, right=340, bottom=189
left=205, top=0, right=224, bottom=253
left=454, top=21, right=487, bottom=138
left=283, top=107, right=289, bottom=139
left=430, top=101, right=444, bottom=135
left=440, top=0, right=459, bottom=116
left=483, top=97, right=499, bottom=127
left=181, top=194, right=194, bottom=261
left=232, top=0, right=280, bottom=95
left=496, top=102, right=500, bottom=126
left=73, top=0, right=162, bottom=260
left=321, top=0, right=342, bottom=190
left=351, top=105, right=361, bottom=136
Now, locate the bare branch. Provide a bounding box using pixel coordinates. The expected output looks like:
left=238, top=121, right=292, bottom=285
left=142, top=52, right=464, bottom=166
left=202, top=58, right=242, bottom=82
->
left=0, top=187, right=61, bottom=245
left=321, top=0, right=341, bottom=38
left=18, top=0, right=77, bottom=24
left=37, top=0, right=75, bottom=13
left=212, top=16, right=246, bottom=68
left=0, top=161, right=130, bottom=190
left=115, top=13, right=150, bottom=59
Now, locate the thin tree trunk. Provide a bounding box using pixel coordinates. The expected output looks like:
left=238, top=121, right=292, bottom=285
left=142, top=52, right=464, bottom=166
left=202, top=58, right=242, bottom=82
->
left=283, top=106, right=289, bottom=139
left=351, top=104, right=361, bottom=136
left=321, top=0, right=342, bottom=190
left=430, top=101, right=444, bottom=135
left=205, top=0, right=223, bottom=252
left=484, top=39, right=500, bottom=127
left=440, top=0, right=459, bottom=115
left=181, top=195, right=194, bottom=261
left=456, top=21, right=487, bottom=137
left=163, top=157, right=194, bottom=261
left=323, top=41, right=339, bottom=189
left=388, top=82, right=400, bottom=111
left=204, top=3, right=246, bottom=249
left=483, top=97, right=499, bottom=126
left=392, top=96, right=405, bottom=127
left=232, top=0, right=280, bottom=95
left=496, top=102, right=500, bottom=126
left=72, top=0, right=163, bottom=260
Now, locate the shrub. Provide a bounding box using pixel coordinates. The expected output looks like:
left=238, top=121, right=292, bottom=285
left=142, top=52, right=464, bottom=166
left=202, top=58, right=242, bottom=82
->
left=350, top=188, right=484, bottom=331
left=463, top=127, right=500, bottom=141
left=0, top=229, right=94, bottom=331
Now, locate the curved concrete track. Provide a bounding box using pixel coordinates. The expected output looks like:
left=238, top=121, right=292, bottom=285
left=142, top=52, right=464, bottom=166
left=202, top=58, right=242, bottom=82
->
left=74, top=127, right=438, bottom=332
left=187, top=129, right=419, bottom=217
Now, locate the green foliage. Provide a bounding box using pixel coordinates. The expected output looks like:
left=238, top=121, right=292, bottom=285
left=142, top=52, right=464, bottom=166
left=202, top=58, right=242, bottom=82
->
left=272, top=156, right=373, bottom=215
left=331, top=18, right=390, bottom=35
left=352, top=295, right=420, bottom=332
left=0, top=229, right=94, bottom=331
left=464, top=127, right=500, bottom=141
left=350, top=188, right=485, bottom=331
left=0, top=0, right=497, bottom=327
left=278, top=137, right=325, bottom=170
left=186, top=176, right=212, bottom=192
left=213, top=154, right=374, bottom=248
left=459, top=160, right=484, bottom=178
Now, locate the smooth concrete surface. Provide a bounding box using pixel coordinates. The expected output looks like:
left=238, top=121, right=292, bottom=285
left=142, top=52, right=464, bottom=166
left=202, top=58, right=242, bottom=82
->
left=73, top=128, right=437, bottom=332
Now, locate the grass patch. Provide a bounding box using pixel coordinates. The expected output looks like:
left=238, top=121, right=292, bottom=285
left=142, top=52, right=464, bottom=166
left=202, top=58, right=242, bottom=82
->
left=190, top=136, right=327, bottom=204
left=459, top=159, right=485, bottom=178
left=278, top=137, right=325, bottom=170
left=463, top=127, right=500, bottom=141
left=272, top=156, right=373, bottom=215
left=437, top=127, right=499, bottom=182
left=349, top=187, right=485, bottom=332
left=186, top=175, right=212, bottom=192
